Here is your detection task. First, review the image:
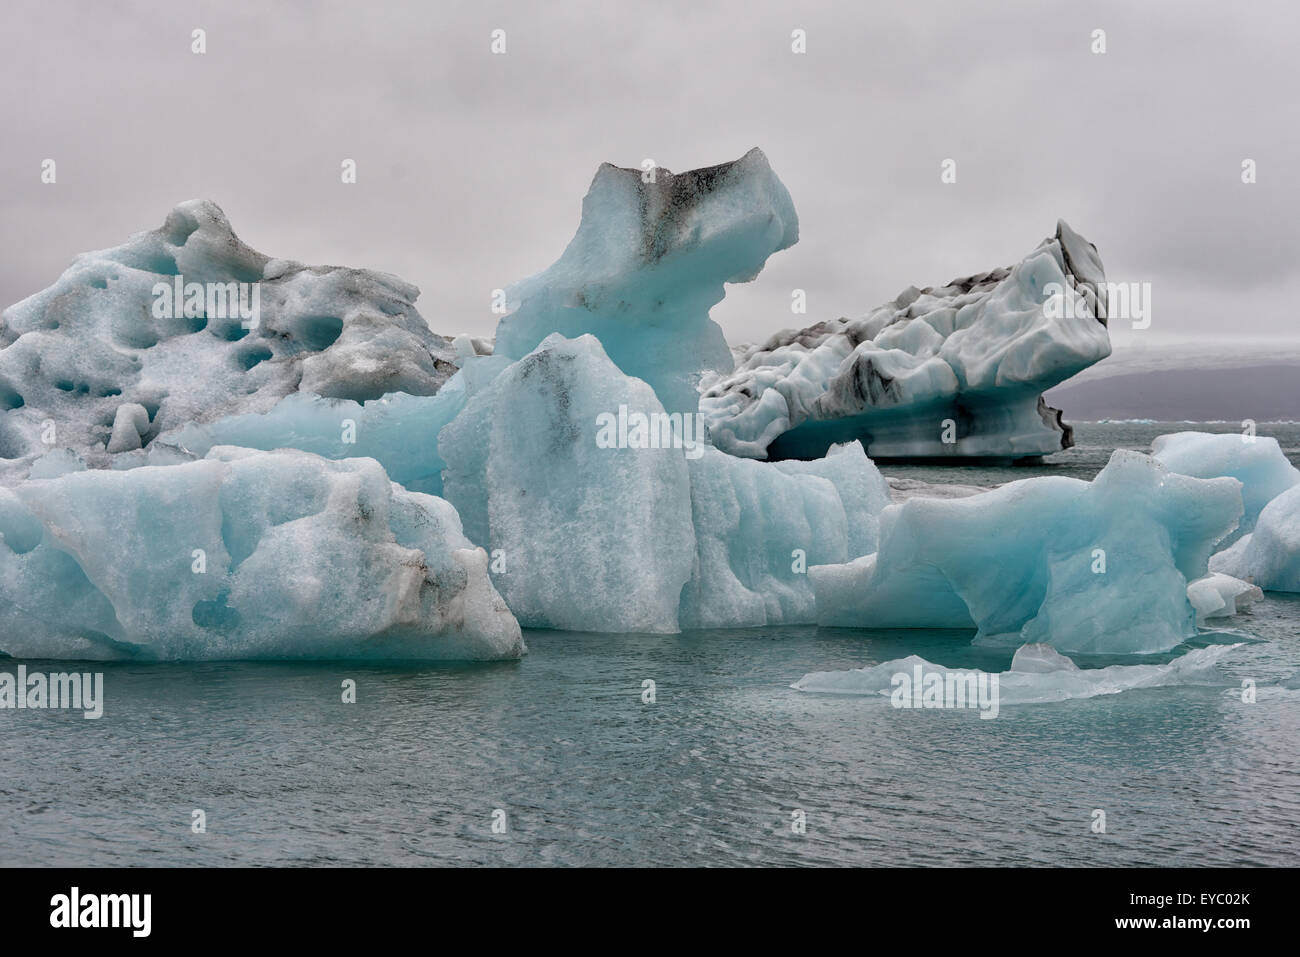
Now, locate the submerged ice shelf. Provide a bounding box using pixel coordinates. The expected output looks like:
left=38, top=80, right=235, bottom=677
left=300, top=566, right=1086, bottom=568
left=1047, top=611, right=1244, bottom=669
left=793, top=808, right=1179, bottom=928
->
left=791, top=642, right=1241, bottom=706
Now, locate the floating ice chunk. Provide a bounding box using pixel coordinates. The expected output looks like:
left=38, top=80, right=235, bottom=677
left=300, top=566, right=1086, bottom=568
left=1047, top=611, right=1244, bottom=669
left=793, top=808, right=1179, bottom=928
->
left=440, top=334, right=890, bottom=632
left=0, top=447, right=522, bottom=660
left=1152, top=431, right=1300, bottom=543
left=811, top=450, right=1243, bottom=653
left=1209, top=484, right=1300, bottom=592
left=701, top=221, right=1111, bottom=461
left=1009, top=642, right=1078, bottom=673
left=1187, top=572, right=1263, bottom=622
left=0, top=200, right=457, bottom=484
left=886, top=476, right=992, bottom=502
left=494, top=148, right=798, bottom=413
left=791, top=643, right=1240, bottom=705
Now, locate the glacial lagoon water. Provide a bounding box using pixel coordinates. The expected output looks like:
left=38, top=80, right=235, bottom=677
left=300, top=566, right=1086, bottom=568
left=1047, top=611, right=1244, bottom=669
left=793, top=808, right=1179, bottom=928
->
left=2, top=423, right=1298, bottom=866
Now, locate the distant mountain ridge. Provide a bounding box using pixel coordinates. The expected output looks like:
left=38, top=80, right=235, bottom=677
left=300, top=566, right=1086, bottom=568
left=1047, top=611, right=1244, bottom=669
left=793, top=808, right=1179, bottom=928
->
left=1046, top=342, right=1300, bottom=421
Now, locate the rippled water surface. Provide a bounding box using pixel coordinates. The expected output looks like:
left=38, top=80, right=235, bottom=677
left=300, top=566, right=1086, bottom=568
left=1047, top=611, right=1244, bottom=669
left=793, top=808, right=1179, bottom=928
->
left=2, top=423, right=1297, bottom=866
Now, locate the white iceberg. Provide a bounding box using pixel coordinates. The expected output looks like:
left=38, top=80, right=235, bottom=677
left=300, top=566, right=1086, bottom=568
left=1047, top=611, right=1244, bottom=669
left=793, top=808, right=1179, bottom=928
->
left=791, top=642, right=1240, bottom=706
left=811, top=450, right=1243, bottom=654
left=701, top=221, right=1111, bottom=461
left=1186, top=572, right=1263, bottom=622
left=0, top=200, right=458, bottom=485
left=493, top=148, right=798, bottom=413
left=1210, top=484, right=1300, bottom=592
left=0, top=447, right=523, bottom=660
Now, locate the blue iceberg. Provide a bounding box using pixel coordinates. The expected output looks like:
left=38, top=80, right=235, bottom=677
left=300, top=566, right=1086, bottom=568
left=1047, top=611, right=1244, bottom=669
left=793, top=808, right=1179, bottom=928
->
left=0, top=447, right=523, bottom=660
left=1152, top=430, right=1300, bottom=543
left=811, top=451, right=1243, bottom=654
left=440, top=333, right=891, bottom=632
left=493, top=148, right=798, bottom=414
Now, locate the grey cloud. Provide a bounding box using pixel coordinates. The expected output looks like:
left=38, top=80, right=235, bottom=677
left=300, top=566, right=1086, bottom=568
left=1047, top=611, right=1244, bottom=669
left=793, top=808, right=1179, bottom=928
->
left=1, top=0, right=1296, bottom=352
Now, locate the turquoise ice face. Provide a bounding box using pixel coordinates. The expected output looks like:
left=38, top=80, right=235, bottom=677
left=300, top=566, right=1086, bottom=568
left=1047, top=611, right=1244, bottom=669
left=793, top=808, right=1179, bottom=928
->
left=812, top=449, right=1245, bottom=655
left=494, top=148, right=799, bottom=415
left=0, top=447, right=523, bottom=661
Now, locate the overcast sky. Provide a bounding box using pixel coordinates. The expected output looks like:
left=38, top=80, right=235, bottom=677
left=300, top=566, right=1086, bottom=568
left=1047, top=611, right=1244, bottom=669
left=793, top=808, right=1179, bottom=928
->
left=2, top=0, right=1297, bottom=353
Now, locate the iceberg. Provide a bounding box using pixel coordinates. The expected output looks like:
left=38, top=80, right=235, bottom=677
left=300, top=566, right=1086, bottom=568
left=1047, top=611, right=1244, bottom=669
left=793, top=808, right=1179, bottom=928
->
left=0, top=447, right=523, bottom=660
left=700, top=221, right=1111, bottom=461
left=493, top=148, right=798, bottom=413
left=791, top=642, right=1240, bottom=705
left=1210, top=484, right=1300, bottom=592
left=441, top=333, right=696, bottom=633
left=1152, top=430, right=1300, bottom=542
left=0, top=200, right=458, bottom=485
left=439, top=333, right=890, bottom=632
left=679, top=440, right=891, bottom=628
left=1186, top=572, right=1263, bottom=622
left=811, top=450, right=1243, bottom=654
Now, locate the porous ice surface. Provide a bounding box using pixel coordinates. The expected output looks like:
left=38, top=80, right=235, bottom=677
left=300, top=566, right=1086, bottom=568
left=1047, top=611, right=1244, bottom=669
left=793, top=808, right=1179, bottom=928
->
left=1152, top=431, right=1300, bottom=543
left=1186, top=572, right=1263, bottom=622
left=439, top=333, right=890, bottom=632
left=811, top=450, right=1243, bottom=654
left=494, top=148, right=798, bottom=413
left=701, top=221, right=1111, bottom=461
left=1210, top=484, right=1300, bottom=592
left=0, top=447, right=523, bottom=660
left=0, top=200, right=458, bottom=485
left=790, top=642, right=1240, bottom=704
